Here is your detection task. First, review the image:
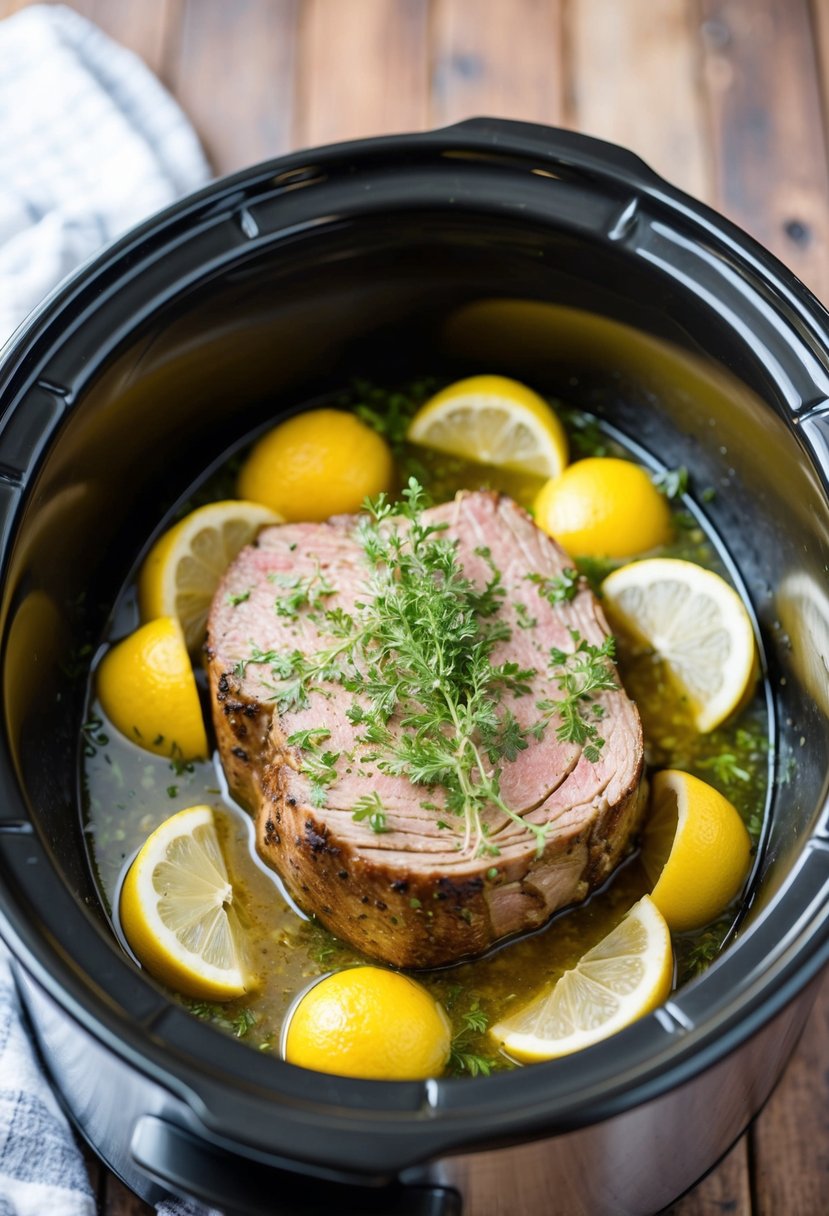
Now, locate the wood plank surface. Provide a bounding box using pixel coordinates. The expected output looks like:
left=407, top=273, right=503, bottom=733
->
left=814, top=0, right=829, bottom=139
left=666, top=1138, right=752, bottom=1216
left=169, top=0, right=299, bottom=172
left=430, top=0, right=565, bottom=127
left=102, top=1174, right=150, bottom=1216
left=750, top=972, right=829, bottom=1214
left=697, top=0, right=829, bottom=302
left=0, top=1, right=828, bottom=1213
left=297, top=0, right=430, bottom=146
left=567, top=0, right=712, bottom=200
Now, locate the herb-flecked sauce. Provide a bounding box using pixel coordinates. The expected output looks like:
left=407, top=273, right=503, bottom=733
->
left=81, top=383, right=772, bottom=1073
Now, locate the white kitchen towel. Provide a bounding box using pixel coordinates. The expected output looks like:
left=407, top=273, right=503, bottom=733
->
left=0, top=3, right=210, bottom=346
left=0, top=941, right=223, bottom=1216
left=0, top=9, right=216, bottom=1214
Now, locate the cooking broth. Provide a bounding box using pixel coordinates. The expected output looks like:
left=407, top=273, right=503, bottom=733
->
left=80, top=385, right=771, bottom=1073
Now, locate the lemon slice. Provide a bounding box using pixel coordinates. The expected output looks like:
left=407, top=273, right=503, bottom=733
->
left=138, top=500, right=281, bottom=652
left=490, top=896, right=672, bottom=1061
left=97, top=617, right=207, bottom=760
left=119, top=806, right=250, bottom=1001
left=601, top=558, right=757, bottom=732
left=643, top=770, right=752, bottom=932
left=407, top=375, right=568, bottom=478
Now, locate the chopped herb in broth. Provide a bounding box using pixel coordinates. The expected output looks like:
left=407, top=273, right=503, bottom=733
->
left=81, top=382, right=771, bottom=1072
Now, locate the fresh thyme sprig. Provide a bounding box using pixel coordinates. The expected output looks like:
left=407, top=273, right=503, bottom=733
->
left=526, top=567, right=580, bottom=606
left=240, top=478, right=619, bottom=857
left=339, top=480, right=547, bottom=856
left=271, top=566, right=335, bottom=619
left=352, top=791, right=389, bottom=834
left=448, top=1004, right=493, bottom=1077
left=187, top=999, right=257, bottom=1038
left=539, top=631, right=618, bottom=763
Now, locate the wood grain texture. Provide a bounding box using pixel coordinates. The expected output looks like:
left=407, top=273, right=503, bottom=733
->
left=104, top=1174, right=152, bottom=1216
left=430, top=0, right=564, bottom=127
left=667, top=1138, right=752, bottom=1215
left=68, top=0, right=179, bottom=79
left=169, top=0, right=299, bottom=174
left=295, top=0, right=429, bottom=147
left=697, top=0, right=829, bottom=302
left=750, top=973, right=829, bottom=1215
left=814, top=0, right=829, bottom=136
left=567, top=0, right=712, bottom=200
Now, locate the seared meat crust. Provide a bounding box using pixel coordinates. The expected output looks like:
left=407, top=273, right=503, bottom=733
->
left=207, top=492, right=645, bottom=968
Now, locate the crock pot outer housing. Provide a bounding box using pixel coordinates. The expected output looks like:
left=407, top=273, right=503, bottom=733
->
left=1, top=118, right=829, bottom=1214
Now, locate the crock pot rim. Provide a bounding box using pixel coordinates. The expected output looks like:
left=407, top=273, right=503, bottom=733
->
left=2, top=117, right=829, bottom=1175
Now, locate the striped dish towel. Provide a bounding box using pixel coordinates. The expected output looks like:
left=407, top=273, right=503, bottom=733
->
left=0, top=7, right=217, bottom=1214
left=0, top=3, right=210, bottom=346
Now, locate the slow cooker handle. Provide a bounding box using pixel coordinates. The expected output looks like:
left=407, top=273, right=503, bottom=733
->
left=130, top=1114, right=461, bottom=1216
left=444, top=116, right=664, bottom=188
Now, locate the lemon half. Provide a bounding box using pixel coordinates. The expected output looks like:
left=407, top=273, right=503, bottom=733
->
left=534, top=457, right=672, bottom=558
left=238, top=409, right=394, bottom=522
left=407, top=375, right=568, bottom=478
left=601, top=558, right=757, bottom=732
left=642, top=770, right=752, bottom=932
left=283, top=966, right=451, bottom=1080
left=97, top=617, right=207, bottom=760
left=138, top=500, right=280, bottom=652
left=119, top=806, right=249, bottom=1001
left=490, top=896, right=673, bottom=1061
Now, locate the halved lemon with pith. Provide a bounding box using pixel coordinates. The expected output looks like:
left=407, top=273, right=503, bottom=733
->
left=138, top=500, right=281, bottom=652
left=601, top=558, right=757, bottom=732
left=407, top=375, right=568, bottom=478
left=534, top=457, right=672, bottom=557
left=96, top=616, right=207, bottom=760
left=119, top=806, right=250, bottom=1001
left=490, top=896, right=673, bottom=1061
left=642, top=771, right=752, bottom=933
left=238, top=409, right=394, bottom=522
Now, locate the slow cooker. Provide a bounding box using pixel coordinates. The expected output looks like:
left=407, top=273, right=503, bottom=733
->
left=1, top=119, right=828, bottom=1216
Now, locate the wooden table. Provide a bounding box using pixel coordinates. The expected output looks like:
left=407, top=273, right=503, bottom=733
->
left=2, top=0, right=828, bottom=1211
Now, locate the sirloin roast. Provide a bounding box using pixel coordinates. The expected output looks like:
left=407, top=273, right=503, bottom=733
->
left=206, top=491, right=645, bottom=968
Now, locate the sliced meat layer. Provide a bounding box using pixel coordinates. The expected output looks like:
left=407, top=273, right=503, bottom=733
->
left=207, top=491, right=645, bottom=968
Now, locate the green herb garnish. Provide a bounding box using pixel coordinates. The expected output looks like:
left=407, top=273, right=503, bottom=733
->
left=352, top=792, right=389, bottom=834
left=540, top=631, right=618, bottom=762
left=169, top=744, right=195, bottom=778
left=81, top=715, right=109, bottom=757
left=697, top=752, right=750, bottom=786
left=574, top=554, right=620, bottom=594
left=272, top=567, right=335, bottom=619
left=527, top=567, right=580, bottom=606
left=513, top=602, right=538, bottom=629
left=349, top=378, right=436, bottom=453
left=186, top=1000, right=257, bottom=1038
left=241, top=478, right=617, bottom=857
left=286, top=727, right=332, bottom=749
left=561, top=409, right=611, bottom=458
left=652, top=466, right=689, bottom=499
left=448, top=1004, right=493, bottom=1077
